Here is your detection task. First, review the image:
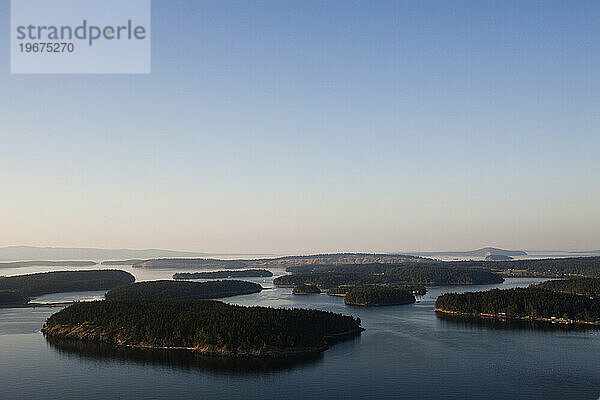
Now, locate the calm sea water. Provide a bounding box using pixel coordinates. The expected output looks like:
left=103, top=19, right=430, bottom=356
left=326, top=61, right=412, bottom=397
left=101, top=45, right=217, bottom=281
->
left=1, top=270, right=599, bottom=399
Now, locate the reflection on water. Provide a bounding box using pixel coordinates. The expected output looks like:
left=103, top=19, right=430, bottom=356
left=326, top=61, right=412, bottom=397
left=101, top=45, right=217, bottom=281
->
left=436, top=312, right=600, bottom=332
left=45, top=336, right=326, bottom=374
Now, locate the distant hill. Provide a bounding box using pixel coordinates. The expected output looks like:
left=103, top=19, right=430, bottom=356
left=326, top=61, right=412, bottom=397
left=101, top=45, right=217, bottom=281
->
left=411, top=247, right=527, bottom=258
left=0, top=246, right=208, bottom=262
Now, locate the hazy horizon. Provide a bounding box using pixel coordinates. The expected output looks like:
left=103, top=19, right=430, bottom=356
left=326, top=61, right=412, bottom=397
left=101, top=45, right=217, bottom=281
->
left=2, top=1, right=599, bottom=252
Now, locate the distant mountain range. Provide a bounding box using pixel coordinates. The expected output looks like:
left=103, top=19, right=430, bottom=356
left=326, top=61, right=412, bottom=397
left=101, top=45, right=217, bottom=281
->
left=0, top=246, right=208, bottom=262
left=409, top=247, right=527, bottom=258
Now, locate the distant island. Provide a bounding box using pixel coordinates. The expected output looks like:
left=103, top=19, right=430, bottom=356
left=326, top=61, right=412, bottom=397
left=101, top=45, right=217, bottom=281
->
left=344, top=286, right=415, bottom=306
left=130, top=253, right=428, bottom=270
left=173, top=269, right=273, bottom=280
left=0, top=270, right=135, bottom=307
left=105, top=280, right=263, bottom=301
left=435, top=285, right=600, bottom=326
left=292, top=284, right=321, bottom=295
left=0, top=260, right=97, bottom=268
left=274, top=264, right=504, bottom=288
left=41, top=299, right=363, bottom=357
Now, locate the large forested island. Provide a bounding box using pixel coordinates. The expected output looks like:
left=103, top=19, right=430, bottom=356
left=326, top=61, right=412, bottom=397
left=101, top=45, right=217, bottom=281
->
left=0, top=270, right=135, bottom=307
left=435, top=287, right=600, bottom=326
left=105, top=280, right=262, bottom=301
left=41, top=299, right=363, bottom=357
left=274, top=264, right=503, bottom=288
left=344, top=286, right=416, bottom=306
left=173, top=269, right=273, bottom=280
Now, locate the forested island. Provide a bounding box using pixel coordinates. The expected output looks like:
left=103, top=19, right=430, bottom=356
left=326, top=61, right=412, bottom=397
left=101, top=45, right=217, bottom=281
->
left=41, top=299, right=363, bottom=357
left=274, top=264, right=503, bottom=288
left=173, top=269, right=273, bottom=280
left=292, top=284, right=321, bottom=295
left=0, top=270, right=135, bottom=307
left=435, top=287, right=600, bottom=326
left=344, top=286, right=416, bottom=306
left=105, top=280, right=262, bottom=301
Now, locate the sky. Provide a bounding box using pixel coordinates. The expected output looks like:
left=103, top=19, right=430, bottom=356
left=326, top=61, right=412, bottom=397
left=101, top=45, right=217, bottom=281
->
left=1, top=0, right=599, bottom=253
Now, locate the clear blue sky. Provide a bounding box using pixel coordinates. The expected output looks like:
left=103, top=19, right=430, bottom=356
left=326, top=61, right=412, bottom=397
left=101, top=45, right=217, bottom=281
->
left=1, top=0, right=599, bottom=253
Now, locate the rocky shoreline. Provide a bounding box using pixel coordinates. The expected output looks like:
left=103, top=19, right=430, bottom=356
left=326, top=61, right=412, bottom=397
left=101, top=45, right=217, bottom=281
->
left=41, top=323, right=364, bottom=358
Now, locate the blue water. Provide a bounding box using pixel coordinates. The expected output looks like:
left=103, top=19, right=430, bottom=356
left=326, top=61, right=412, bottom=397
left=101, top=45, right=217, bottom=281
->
left=1, top=277, right=599, bottom=400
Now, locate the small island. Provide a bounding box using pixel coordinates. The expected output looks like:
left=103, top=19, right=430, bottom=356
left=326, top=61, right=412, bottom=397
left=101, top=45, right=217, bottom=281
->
left=105, top=280, right=263, bottom=301
left=344, top=286, right=416, bottom=306
left=292, top=284, right=321, bottom=295
left=41, top=299, right=364, bottom=357
left=0, top=270, right=135, bottom=307
left=435, top=286, right=600, bottom=326
left=173, top=269, right=273, bottom=280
